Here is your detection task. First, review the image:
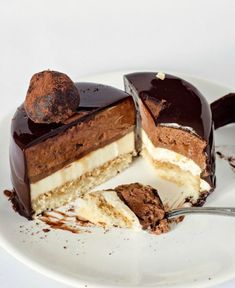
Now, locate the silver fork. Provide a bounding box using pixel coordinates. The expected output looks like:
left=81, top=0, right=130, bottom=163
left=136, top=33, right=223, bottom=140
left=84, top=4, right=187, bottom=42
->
left=166, top=207, right=235, bottom=219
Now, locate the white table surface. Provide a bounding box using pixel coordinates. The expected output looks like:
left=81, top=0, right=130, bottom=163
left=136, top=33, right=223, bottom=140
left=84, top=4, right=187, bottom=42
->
left=1, top=0, right=235, bottom=287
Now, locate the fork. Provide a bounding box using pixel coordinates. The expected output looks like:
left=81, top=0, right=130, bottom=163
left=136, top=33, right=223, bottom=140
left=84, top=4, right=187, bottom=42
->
left=166, top=207, right=235, bottom=219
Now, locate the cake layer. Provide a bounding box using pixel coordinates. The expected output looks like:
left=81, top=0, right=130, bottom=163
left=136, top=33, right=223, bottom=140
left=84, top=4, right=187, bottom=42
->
left=76, top=190, right=141, bottom=231
left=142, top=129, right=211, bottom=193
left=142, top=131, right=211, bottom=207
left=31, top=132, right=135, bottom=200
left=142, top=129, right=202, bottom=176
left=32, top=152, right=134, bottom=216
left=25, top=97, right=135, bottom=183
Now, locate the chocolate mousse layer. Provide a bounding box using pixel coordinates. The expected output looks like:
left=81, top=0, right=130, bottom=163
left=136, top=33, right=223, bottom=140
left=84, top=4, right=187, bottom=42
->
left=115, top=183, right=169, bottom=233
left=10, top=83, right=136, bottom=218
left=24, top=98, right=134, bottom=183
left=124, top=72, right=215, bottom=190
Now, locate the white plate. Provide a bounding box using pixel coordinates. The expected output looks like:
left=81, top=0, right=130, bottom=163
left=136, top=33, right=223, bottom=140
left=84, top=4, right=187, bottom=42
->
left=0, top=71, right=235, bottom=288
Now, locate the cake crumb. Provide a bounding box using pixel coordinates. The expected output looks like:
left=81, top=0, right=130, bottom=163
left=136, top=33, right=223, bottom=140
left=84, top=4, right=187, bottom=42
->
left=3, top=190, right=12, bottom=198
left=216, top=150, right=235, bottom=172
left=42, top=228, right=50, bottom=233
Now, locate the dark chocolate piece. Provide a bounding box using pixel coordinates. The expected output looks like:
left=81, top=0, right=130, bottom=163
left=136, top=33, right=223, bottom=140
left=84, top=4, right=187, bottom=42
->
left=24, top=71, right=80, bottom=124
left=211, top=93, right=235, bottom=129
left=124, top=72, right=215, bottom=190
left=10, top=83, right=133, bottom=219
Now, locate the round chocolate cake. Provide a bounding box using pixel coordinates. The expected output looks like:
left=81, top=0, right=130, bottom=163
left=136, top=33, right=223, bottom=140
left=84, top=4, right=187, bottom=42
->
left=9, top=70, right=234, bottom=220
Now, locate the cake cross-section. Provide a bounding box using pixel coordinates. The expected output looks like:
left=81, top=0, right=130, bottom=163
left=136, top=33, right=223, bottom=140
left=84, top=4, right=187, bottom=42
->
left=10, top=72, right=136, bottom=219
left=9, top=70, right=217, bottom=219
left=124, top=72, right=215, bottom=208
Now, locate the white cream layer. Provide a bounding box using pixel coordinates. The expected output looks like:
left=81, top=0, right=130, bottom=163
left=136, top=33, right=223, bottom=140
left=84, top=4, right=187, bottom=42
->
left=30, top=132, right=135, bottom=200
left=142, top=129, right=211, bottom=192
left=76, top=190, right=141, bottom=231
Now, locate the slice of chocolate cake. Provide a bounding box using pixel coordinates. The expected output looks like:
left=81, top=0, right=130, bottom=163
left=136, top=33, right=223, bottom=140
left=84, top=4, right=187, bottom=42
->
left=10, top=71, right=136, bottom=219
left=76, top=183, right=169, bottom=235
left=124, top=72, right=215, bottom=208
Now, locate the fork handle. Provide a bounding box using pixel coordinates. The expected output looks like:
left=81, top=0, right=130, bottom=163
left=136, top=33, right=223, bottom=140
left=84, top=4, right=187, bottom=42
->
left=166, top=207, right=235, bottom=219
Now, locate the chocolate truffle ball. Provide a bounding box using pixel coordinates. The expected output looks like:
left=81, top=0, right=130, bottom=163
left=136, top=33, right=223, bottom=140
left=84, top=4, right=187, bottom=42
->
left=24, top=70, right=80, bottom=123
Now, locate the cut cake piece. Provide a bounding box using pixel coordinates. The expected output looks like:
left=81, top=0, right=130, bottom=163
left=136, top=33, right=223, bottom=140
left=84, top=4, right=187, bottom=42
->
left=76, top=183, right=169, bottom=235
left=124, top=72, right=215, bottom=208
left=10, top=81, right=136, bottom=219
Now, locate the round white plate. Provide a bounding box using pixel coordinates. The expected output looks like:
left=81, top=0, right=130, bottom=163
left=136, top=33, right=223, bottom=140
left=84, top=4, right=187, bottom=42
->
left=0, top=71, right=235, bottom=288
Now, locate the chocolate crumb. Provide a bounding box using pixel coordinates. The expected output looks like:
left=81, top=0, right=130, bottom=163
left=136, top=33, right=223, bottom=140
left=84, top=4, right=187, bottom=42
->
left=228, top=156, right=235, bottom=168
left=3, top=190, right=12, bottom=198
left=68, top=207, right=75, bottom=212
left=42, top=228, right=50, bottom=233
left=216, top=151, right=222, bottom=157
left=216, top=150, right=235, bottom=172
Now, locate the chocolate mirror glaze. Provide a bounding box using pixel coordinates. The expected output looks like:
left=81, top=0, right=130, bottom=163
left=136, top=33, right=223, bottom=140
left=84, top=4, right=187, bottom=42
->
left=211, top=93, right=235, bottom=129
left=10, top=82, right=133, bottom=219
left=12, top=83, right=131, bottom=149
left=124, top=72, right=212, bottom=139
left=124, top=72, right=215, bottom=189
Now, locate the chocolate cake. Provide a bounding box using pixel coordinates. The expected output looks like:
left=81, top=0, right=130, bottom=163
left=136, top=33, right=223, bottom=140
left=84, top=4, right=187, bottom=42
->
left=10, top=72, right=136, bottom=219
left=124, top=72, right=215, bottom=208
left=9, top=70, right=217, bottom=219
left=76, top=183, right=169, bottom=235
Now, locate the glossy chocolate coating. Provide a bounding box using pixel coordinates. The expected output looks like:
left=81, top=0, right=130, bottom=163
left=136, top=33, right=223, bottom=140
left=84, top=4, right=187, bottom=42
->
left=124, top=72, right=215, bottom=189
left=10, top=82, right=132, bottom=219
left=211, top=93, right=235, bottom=129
